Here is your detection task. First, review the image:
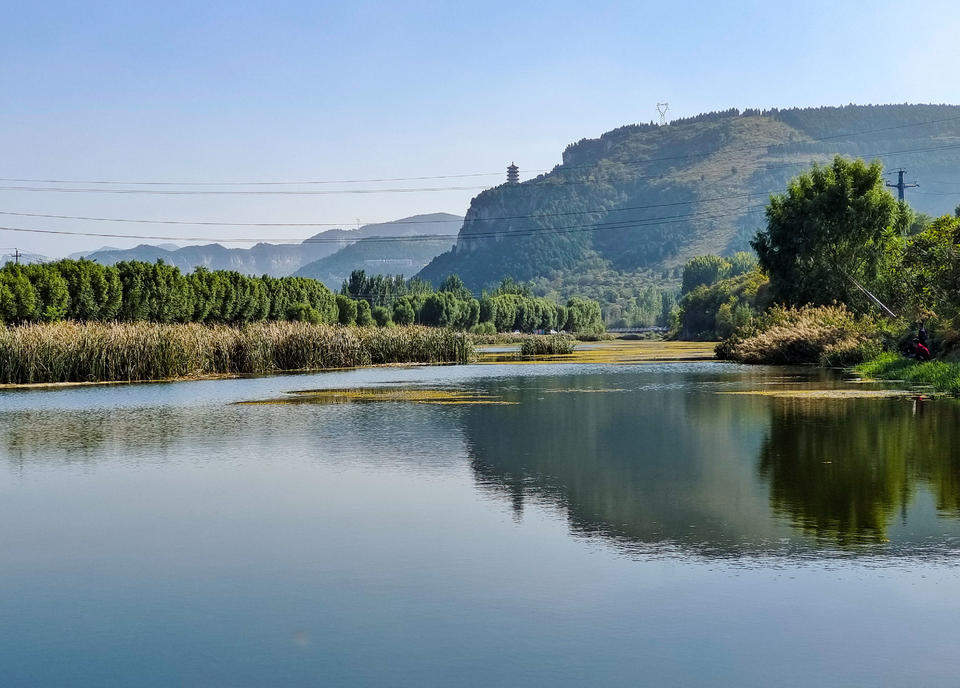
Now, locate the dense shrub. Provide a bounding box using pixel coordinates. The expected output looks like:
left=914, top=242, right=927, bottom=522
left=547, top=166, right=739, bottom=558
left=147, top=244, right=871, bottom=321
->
left=715, top=305, right=885, bottom=366
left=678, top=269, right=769, bottom=340
left=519, top=335, right=575, bottom=356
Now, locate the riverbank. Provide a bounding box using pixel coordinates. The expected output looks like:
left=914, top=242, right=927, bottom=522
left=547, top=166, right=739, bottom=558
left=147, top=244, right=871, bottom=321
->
left=856, top=353, right=960, bottom=396
left=0, top=322, right=473, bottom=384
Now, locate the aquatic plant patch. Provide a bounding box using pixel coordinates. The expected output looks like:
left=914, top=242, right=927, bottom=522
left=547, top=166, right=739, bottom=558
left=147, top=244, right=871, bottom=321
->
left=237, top=387, right=516, bottom=406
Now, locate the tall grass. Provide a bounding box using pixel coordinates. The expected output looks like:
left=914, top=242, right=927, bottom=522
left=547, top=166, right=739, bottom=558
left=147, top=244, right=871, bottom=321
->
left=715, top=305, right=883, bottom=366
left=856, top=352, right=960, bottom=396
left=519, top=334, right=575, bottom=356
left=0, top=322, right=474, bottom=384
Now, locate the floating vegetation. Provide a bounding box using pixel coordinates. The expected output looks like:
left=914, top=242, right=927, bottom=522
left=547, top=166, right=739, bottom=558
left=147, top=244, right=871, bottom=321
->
left=541, top=388, right=628, bottom=394
left=719, top=389, right=915, bottom=399
left=479, top=340, right=716, bottom=365
left=238, top=386, right=516, bottom=406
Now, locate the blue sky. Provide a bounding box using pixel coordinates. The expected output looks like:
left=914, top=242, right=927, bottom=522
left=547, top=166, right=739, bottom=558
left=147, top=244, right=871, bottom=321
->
left=2, top=0, right=959, bottom=256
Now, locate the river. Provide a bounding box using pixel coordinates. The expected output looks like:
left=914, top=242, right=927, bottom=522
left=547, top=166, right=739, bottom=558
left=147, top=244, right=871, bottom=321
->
left=1, top=350, right=959, bottom=686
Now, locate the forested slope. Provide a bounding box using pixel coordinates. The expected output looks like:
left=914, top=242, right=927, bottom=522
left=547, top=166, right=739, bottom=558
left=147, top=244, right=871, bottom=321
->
left=420, top=105, right=960, bottom=306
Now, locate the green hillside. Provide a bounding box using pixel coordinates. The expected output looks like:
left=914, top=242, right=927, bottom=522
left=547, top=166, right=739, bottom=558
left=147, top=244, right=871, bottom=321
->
left=419, top=105, right=960, bottom=311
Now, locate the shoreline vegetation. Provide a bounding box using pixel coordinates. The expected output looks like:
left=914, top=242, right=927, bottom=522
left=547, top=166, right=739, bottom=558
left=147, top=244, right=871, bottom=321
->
left=714, top=305, right=883, bottom=367
left=518, top=334, right=576, bottom=357
left=0, top=260, right=609, bottom=385
left=855, top=353, right=960, bottom=396
left=668, top=156, right=960, bottom=397
left=0, top=322, right=473, bottom=385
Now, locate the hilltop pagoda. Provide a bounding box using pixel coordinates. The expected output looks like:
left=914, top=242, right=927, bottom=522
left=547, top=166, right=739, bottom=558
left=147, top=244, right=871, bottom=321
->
left=506, top=162, right=519, bottom=184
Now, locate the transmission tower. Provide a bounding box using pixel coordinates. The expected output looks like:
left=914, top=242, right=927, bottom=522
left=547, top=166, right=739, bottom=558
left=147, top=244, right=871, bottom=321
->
left=656, top=102, right=669, bottom=126
left=886, top=168, right=919, bottom=201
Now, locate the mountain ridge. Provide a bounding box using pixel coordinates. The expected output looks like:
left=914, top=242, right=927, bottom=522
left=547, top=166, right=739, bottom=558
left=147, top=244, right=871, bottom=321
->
left=418, top=104, right=960, bottom=299
left=79, top=212, right=461, bottom=277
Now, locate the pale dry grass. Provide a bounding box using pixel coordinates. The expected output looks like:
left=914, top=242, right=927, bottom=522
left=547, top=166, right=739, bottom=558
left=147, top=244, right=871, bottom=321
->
left=0, top=322, right=474, bottom=384
left=715, top=305, right=882, bottom=366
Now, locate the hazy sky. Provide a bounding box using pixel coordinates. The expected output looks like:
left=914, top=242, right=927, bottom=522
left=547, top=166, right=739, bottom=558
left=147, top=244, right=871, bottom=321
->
left=2, top=0, right=959, bottom=256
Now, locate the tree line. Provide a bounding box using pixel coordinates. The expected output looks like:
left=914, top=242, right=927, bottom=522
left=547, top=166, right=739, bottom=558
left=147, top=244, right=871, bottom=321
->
left=0, top=259, right=341, bottom=325
left=0, top=259, right=605, bottom=334
left=341, top=271, right=604, bottom=333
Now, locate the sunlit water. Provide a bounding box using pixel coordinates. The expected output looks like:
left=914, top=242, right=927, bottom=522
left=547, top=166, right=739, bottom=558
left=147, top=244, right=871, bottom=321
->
left=2, top=359, right=959, bottom=686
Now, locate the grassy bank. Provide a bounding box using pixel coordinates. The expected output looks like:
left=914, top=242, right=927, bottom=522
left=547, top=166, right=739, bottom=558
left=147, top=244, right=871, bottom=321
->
left=856, top=353, right=960, bottom=396
left=0, top=322, right=473, bottom=384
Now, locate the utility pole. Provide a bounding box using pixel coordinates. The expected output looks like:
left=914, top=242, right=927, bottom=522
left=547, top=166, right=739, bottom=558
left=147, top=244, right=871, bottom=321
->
left=13, top=248, right=21, bottom=265
left=886, top=168, right=919, bottom=201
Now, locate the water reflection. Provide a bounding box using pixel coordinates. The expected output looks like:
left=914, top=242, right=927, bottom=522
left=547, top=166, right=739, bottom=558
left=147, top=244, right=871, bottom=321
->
left=3, top=366, right=960, bottom=557
left=460, top=372, right=960, bottom=556
left=757, top=397, right=960, bottom=545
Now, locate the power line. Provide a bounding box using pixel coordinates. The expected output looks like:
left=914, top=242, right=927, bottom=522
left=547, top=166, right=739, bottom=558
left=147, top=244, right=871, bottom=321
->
left=0, top=137, right=957, bottom=237
left=0, top=184, right=491, bottom=196
left=2, top=141, right=959, bottom=197
left=3, top=111, right=960, bottom=186
left=0, top=191, right=768, bottom=227
left=0, top=205, right=766, bottom=246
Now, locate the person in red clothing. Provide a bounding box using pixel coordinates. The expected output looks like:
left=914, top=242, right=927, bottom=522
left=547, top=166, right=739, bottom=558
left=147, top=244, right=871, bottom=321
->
left=913, top=337, right=931, bottom=361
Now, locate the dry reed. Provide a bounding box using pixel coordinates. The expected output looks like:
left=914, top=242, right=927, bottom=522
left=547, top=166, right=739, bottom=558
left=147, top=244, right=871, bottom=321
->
left=0, top=322, right=474, bottom=384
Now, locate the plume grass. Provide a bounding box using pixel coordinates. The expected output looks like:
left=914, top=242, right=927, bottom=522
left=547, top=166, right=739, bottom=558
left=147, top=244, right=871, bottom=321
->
left=0, top=322, right=473, bottom=384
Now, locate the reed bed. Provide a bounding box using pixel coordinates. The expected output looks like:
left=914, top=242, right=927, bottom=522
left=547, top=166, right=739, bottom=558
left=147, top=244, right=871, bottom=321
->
left=0, top=322, right=474, bottom=384
left=715, top=305, right=882, bottom=366
left=519, top=334, right=576, bottom=357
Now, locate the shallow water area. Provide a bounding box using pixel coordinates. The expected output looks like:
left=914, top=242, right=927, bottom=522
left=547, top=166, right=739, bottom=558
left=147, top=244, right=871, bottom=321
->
left=2, top=342, right=960, bottom=687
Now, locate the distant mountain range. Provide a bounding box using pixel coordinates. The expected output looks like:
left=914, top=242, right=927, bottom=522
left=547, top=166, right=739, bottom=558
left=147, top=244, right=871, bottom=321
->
left=73, top=213, right=461, bottom=278
left=294, top=235, right=454, bottom=289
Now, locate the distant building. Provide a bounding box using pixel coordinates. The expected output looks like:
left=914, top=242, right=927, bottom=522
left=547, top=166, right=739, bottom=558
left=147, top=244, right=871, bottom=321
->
left=507, top=162, right=519, bottom=185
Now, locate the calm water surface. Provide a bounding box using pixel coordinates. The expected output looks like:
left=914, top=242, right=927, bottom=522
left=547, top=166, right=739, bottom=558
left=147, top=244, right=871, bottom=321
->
left=2, top=359, right=959, bottom=686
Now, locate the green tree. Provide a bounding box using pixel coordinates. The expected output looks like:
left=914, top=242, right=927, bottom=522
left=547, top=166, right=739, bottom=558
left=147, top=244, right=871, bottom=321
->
left=438, top=274, right=472, bottom=300
left=727, top=251, right=758, bottom=278
left=0, top=267, right=38, bottom=323
left=336, top=294, right=357, bottom=325
left=421, top=292, right=461, bottom=327
left=23, top=264, right=69, bottom=321
left=392, top=298, right=416, bottom=325
left=751, top=157, right=900, bottom=308
left=355, top=299, right=374, bottom=327
left=564, top=296, right=604, bottom=333
left=371, top=305, right=392, bottom=327
left=681, top=255, right=731, bottom=294
left=287, top=302, right=323, bottom=323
